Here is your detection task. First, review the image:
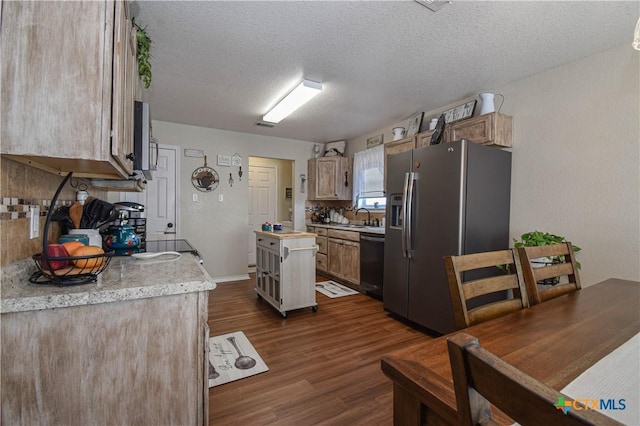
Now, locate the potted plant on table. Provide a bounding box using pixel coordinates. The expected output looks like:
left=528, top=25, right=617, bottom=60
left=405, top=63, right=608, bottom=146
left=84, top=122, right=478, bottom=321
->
left=513, top=231, right=581, bottom=285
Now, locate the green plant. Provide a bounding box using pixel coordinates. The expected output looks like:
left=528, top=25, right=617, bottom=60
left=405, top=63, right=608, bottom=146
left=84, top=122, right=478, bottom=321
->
left=513, top=231, right=581, bottom=269
left=132, top=19, right=152, bottom=89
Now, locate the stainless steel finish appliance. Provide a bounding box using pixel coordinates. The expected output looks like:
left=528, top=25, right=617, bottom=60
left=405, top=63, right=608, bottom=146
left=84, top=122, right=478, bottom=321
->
left=134, top=101, right=157, bottom=179
left=359, top=233, right=385, bottom=300
left=383, top=139, right=511, bottom=334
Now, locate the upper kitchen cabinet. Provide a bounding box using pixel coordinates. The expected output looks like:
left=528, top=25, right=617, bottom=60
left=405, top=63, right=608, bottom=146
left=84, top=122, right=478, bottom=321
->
left=448, top=112, right=512, bottom=148
left=308, top=157, right=352, bottom=200
left=1, top=1, right=137, bottom=179
left=416, top=112, right=513, bottom=149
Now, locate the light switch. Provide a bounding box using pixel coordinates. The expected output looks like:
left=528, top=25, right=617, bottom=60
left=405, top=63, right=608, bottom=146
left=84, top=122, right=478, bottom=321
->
left=192, top=193, right=199, bottom=202
left=30, top=206, right=40, bottom=239
left=218, top=194, right=224, bottom=202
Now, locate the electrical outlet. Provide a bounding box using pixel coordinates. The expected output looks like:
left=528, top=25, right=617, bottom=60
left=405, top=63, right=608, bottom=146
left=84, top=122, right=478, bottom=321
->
left=218, top=194, right=224, bottom=202
left=30, top=206, right=40, bottom=239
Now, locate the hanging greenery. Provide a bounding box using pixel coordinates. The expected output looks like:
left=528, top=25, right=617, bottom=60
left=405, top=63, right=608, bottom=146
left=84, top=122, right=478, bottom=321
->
left=132, top=18, right=152, bottom=89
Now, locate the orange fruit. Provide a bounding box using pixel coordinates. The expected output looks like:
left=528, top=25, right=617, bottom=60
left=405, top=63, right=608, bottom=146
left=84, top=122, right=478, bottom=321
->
left=61, top=241, right=86, bottom=255
left=72, top=245, right=105, bottom=269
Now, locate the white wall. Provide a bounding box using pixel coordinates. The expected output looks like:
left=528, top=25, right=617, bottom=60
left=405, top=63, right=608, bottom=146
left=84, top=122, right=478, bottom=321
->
left=348, top=44, right=640, bottom=286
left=150, top=121, right=315, bottom=281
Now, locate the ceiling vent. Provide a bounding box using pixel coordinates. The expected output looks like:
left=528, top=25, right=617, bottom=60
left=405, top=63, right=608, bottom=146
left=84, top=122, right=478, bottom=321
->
left=255, top=121, right=275, bottom=128
left=415, top=0, right=451, bottom=12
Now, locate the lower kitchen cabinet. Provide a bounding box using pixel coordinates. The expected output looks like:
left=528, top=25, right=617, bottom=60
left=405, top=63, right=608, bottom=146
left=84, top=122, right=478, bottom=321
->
left=307, top=226, right=328, bottom=273
left=1, top=285, right=210, bottom=424
left=327, top=229, right=360, bottom=286
left=255, top=231, right=318, bottom=317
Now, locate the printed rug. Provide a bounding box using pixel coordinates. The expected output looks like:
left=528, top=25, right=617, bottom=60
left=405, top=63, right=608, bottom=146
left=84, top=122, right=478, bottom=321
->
left=315, top=280, right=359, bottom=298
left=208, top=331, right=268, bottom=388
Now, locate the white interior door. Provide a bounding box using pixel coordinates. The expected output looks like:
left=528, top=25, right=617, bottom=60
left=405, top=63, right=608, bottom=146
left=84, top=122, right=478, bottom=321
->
left=145, top=145, right=179, bottom=240
left=248, top=165, right=277, bottom=265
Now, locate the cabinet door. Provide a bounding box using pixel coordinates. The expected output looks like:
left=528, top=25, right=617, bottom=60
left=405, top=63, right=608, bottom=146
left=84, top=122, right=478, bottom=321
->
left=0, top=1, right=131, bottom=179
left=341, top=241, right=360, bottom=285
left=316, top=158, right=340, bottom=199
left=111, top=1, right=135, bottom=174
left=327, top=238, right=343, bottom=277
left=316, top=236, right=328, bottom=254
left=337, top=157, right=352, bottom=200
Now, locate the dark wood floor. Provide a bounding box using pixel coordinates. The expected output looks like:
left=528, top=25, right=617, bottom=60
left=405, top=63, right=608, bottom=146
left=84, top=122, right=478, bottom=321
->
left=207, top=274, right=432, bottom=425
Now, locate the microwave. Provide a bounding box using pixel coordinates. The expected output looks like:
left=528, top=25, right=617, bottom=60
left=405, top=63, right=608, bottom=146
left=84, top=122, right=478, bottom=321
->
left=134, top=101, right=157, bottom=179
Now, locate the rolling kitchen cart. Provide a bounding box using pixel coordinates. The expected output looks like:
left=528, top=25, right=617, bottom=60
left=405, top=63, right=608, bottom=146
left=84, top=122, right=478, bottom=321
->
left=254, top=230, right=318, bottom=317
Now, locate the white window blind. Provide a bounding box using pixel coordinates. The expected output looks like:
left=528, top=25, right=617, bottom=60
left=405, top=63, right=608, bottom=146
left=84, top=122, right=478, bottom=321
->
left=353, top=144, right=385, bottom=210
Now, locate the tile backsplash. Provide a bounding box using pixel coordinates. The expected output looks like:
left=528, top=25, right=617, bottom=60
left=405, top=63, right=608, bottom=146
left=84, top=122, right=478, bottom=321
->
left=0, top=157, right=106, bottom=266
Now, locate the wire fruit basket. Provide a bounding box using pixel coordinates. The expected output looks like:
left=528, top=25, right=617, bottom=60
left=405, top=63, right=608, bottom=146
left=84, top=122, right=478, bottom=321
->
left=30, top=251, right=114, bottom=286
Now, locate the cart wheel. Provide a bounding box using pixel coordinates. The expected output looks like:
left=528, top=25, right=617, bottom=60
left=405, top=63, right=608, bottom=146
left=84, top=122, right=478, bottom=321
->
left=311, top=305, right=318, bottom=312
left=281, top=311, right=287, bottom=318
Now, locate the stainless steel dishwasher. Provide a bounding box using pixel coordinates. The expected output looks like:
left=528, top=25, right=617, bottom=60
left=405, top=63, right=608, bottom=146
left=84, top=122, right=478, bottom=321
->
left=359, top=233, right=385, bottom=300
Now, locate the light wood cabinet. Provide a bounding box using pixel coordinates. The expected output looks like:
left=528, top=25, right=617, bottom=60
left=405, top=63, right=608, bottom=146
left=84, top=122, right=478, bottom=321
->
left=327, top=229, right=360, bottom=286
left=415, top=112, right=512, bottom=149
left=0, top=0, right=138, bottom=179
left=1, top=291, right=209, bottom=425
left=307, top=157, right=352, bottom=200
left=307, top=226, right=328, bottom=272
left=449, top=112, right=512, bottom=148
left=255, top=232, right=318, bottom=317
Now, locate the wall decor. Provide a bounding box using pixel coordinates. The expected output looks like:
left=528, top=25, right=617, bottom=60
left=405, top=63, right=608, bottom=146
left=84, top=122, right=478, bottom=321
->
left=217, top=155, right=232, bottom=166
left=406, top=112, right=424, bottom=136
left=232, top=153, right=242, bottom=166
left=191, top=156, right=220, bottom=192
left=184, top=149, right=204, bottom=158
left=366, top=134, right=384, bottom=148
left=443, top=100, right=476, bottom=123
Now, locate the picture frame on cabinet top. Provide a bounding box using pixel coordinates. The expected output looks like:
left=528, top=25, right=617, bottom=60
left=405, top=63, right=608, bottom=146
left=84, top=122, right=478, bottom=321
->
left=443, top=100, right=476, bottom=123
left=406, top=112, right=424, bottom=136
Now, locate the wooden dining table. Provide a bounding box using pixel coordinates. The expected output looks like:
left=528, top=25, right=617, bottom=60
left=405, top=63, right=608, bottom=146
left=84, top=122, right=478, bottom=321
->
left=381, top=278, right=640, bottom=425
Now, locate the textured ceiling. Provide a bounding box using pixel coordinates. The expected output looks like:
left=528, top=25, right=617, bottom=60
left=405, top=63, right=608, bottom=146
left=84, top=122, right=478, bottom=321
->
left=132, top=1, right=639, bottom=144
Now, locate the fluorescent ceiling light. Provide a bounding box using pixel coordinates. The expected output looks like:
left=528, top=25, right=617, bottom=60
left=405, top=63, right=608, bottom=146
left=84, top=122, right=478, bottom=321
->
left=263, top=79, right=323, bottom=124
left=634, top=17, right=640, bottom=51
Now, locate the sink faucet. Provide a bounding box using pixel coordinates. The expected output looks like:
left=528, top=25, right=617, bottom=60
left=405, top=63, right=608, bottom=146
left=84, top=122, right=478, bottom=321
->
left=355, top=208, right=371, bottom=226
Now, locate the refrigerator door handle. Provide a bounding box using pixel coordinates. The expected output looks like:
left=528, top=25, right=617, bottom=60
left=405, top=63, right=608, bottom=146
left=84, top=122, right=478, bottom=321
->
left=406, top=171, right=416, bottom=258
left=401, top=172, right=410, bottom=257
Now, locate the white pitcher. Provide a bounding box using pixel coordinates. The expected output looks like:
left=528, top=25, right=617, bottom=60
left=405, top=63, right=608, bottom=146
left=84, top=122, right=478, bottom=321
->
left=392, top=127, right=406, bottom=141
left=479, top=93, right=504, bottom=115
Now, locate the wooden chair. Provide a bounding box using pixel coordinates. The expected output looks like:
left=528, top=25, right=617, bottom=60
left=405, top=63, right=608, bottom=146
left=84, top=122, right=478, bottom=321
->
left=517, top=242, right=581, bottom=305
left=444, top=250, right=529, bottom=330
left=447, top=332, right=623, bottom=426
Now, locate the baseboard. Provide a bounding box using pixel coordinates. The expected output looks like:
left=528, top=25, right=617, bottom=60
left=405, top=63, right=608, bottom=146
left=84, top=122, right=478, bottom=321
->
left=213, top=274, right=251, bottom=283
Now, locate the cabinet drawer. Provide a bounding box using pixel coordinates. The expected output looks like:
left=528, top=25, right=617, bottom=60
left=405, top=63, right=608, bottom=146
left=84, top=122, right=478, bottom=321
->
left=416, top=129, right=450, bottom=148
left=327, top=229, right=359, bottom=242
left=316, top=253, right=327, bottom=272
left=314, top=227, right=328, bottom=236
left=256, top=235, right=279, bottom=250
left=316, top=236, right=328, bottom=254
left=450, top=114, right=493, bottom=144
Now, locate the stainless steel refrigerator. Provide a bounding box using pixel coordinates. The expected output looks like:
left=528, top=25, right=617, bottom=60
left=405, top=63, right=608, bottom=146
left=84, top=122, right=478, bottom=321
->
left=383, top=139, right=512, bottom=334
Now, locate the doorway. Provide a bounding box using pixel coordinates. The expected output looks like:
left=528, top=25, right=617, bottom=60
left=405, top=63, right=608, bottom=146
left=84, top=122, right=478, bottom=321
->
left=247, top=157, right=294, bottom=266
left=118, top=144, right=179, bottom=240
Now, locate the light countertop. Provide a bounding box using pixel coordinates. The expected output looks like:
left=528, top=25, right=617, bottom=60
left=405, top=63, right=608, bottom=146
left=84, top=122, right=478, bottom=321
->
left=254, top=230, right=317, bottom=239
left=1, top=254, right=217, bottom=314
left=306, top=223, right=385, bottom=235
